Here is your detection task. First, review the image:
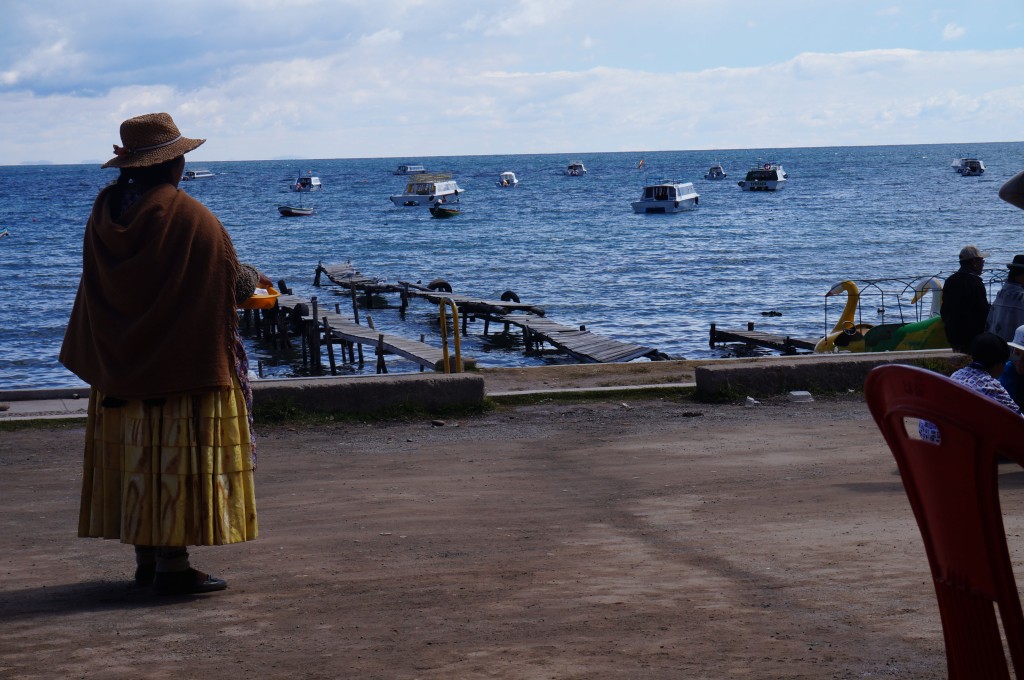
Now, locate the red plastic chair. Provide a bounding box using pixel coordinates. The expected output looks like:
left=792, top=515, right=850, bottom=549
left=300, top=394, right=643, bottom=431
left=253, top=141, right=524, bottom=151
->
left=865, top=364, right=1024, bottom=679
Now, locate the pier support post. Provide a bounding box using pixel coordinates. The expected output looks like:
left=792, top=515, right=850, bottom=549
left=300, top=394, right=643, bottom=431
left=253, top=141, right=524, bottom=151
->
left=310, top=296, right=321, bottom=375
left=709, top=323, right=716, bottom=348
left=376, top=334, right=387, bottom=374
left=323, top=316, right=337, bottom=375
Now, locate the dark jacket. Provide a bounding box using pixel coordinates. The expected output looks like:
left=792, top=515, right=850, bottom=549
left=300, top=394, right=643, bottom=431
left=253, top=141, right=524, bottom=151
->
left=940, top=267, right=990, bottom=352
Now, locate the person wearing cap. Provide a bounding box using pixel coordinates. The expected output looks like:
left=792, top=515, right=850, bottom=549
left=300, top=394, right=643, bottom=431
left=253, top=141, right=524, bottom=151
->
left=60, top=112, right=267, bottom=595
left=939, top=245, right=991, bottom=353
left=919, top=332, right=1021, bottom=442
left=985, top=255, right=1024, bottom=342
left=999, top=324, right=1024, bottom=409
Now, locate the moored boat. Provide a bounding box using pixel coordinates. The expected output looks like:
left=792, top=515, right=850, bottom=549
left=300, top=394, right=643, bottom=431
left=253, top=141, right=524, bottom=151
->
left=496, top=171, right=519, bottom=188
left=814, top=277, right=950, bottom=353
left=394, top=164, right=427, bottom=175
left=704, top=164, right=727, bottom=180
left=429, top=204, right=462, bottom=218
left=278, top=205, right=314, bottom=216
left=564, top=161, right=587, bottom=176
left=182, top=169, right=214, bottom=181
left=293, top=171, right=322, bottom=191
left=738, top=162, right=787, bottom=191
left=390, top=173, right=464, bottom=207
left=952, top=157, right=985, bottom=176
left=631, top=181, right=700, bottom=214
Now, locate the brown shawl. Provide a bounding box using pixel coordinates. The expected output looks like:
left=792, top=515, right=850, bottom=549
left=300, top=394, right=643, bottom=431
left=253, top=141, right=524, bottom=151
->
left=60, top=183, right=241, bottom=400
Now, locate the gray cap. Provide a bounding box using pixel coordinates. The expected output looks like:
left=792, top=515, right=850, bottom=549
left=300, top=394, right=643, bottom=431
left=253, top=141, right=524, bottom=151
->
left=959, top=245, right=990, bottom=261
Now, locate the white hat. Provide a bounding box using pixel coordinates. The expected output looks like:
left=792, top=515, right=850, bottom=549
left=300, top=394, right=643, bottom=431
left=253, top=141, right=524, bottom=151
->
left=1010, top=325, right=1024, bottom=352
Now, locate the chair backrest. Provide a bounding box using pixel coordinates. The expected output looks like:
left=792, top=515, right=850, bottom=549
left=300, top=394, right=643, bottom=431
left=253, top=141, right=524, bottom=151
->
left=865, top=364, right=1024, bottom=679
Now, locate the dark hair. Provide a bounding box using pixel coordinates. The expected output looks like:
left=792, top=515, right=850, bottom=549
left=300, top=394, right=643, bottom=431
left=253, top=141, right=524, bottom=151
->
left=116, top=155, right=182, bottom=188
left=970, top=332, right=1010, bottom=367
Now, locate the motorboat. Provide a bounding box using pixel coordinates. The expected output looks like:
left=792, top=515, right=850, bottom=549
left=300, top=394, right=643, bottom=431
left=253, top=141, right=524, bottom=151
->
left=293, top=171, right=322, bottom=191
left=737, top=162, right=787, bottom=191
left=278, top=205, right=314, bottom=216
left=704, top=164, right=727, bottom=180
left=496, top=171, right=519, bottom=188
left=952, top=157, right=985, bottom=176
left=564, top=161, right=587, bottom=176
left=394, top=164, right=427, bottom=175
left=390, top=173, right=464, bottom=207
left=631, top=181, right=700, bottom=214
left=182, top=169, right=214, bottom=181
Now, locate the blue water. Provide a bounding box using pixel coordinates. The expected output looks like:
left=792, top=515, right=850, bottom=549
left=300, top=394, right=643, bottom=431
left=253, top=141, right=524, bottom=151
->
left=2, top=142, right=1022, bottom=390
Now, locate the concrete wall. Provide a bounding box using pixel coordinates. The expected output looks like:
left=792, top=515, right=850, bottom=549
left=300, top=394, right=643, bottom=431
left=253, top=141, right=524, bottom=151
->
left=251, top=373, right=485, bottom=415
left=694, top=350, right=968, bottom=399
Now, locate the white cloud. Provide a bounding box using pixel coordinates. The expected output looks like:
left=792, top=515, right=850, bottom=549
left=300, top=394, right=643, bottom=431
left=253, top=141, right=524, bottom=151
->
left=942, top=22, right=966, bottom=40
left=359, top=29, right=403, bottom=48
left=485, top=0, right=576, bottom=37
left=1, top=2, right=1022, bottom=164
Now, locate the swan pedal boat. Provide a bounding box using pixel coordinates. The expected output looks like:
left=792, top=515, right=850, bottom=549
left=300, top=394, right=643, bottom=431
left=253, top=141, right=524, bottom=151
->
left=814, top=277, right=949, bottom=353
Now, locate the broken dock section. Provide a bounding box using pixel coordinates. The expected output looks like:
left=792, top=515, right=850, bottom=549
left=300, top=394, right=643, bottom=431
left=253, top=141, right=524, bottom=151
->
left=709, top=322, right=817, bottom=355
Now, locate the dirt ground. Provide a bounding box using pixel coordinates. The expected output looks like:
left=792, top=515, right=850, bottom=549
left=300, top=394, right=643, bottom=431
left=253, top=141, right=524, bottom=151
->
left=4, top=388, right=1024, bottom=679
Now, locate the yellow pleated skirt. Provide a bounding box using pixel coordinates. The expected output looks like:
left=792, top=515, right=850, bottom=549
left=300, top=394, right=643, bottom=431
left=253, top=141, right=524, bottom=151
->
left=78, top=378, right=258, bottom=546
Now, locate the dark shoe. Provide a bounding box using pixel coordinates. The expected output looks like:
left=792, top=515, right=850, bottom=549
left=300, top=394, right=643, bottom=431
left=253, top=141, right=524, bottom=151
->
left=153, top=568, right=228, bottom=595
left=134, top=563, right=156, bottom=587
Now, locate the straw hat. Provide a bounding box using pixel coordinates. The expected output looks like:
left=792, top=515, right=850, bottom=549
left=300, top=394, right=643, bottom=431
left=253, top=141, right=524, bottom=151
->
left=101, top=112, right=205, bottom=169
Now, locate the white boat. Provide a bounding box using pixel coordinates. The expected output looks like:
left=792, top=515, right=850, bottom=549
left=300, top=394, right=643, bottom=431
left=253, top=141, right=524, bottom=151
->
left=631, top=181, right=700, bottom=214
left=952, top=157, right=985, bottom=176
left=704, top=164, right=727, bottom=180
left=496, top=171, right=519, bottom=188
left=293, top=171, right=322, bottom=192
left=738, top=162, right=787, bottom=191
left=564, top=161, right=587, bottom=176
left=182, top=169, right=214, bottom=181
left=390, top=173, right=464, bottom=207
left=394, top=164, right=427, bottom=175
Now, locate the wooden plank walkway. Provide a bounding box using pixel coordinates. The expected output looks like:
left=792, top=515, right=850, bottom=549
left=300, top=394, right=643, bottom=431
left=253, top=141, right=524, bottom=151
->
left=709, top=322, right=817, bottom=355
left=497, top=314, right=664, bottom=364
left=275, top=293, right=459, bottom=372
left=310, top=261, right=664, bottom=364
left=400, top=281, right=546, bottom=316
left=314, top=261, right=404, bottom=296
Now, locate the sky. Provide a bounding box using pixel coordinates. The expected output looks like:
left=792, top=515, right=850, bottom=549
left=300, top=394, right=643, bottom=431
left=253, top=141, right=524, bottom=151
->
left=1, top=0, right=1022, bottom=165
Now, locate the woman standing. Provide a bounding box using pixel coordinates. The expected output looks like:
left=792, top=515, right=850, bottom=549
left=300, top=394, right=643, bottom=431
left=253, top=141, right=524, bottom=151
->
left=61, top=112, right=265, bottom=595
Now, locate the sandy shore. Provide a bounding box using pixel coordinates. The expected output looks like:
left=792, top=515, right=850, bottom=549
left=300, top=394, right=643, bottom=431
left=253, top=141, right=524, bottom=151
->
left=3, top=388, right=1021, bottom=678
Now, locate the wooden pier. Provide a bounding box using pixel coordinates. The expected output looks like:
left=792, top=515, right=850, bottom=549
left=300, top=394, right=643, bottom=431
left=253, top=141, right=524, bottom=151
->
left=303, top=261, right=667, bottom=365
left=495, top=314, right=665, bottom=363
left=709, top=322, right=817, bottom=355
left=248, top=289, right=466, bottom=374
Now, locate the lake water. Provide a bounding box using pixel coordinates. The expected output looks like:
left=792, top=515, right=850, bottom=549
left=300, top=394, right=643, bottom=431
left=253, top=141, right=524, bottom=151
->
left=2, top=142, right=1022, bottom=390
